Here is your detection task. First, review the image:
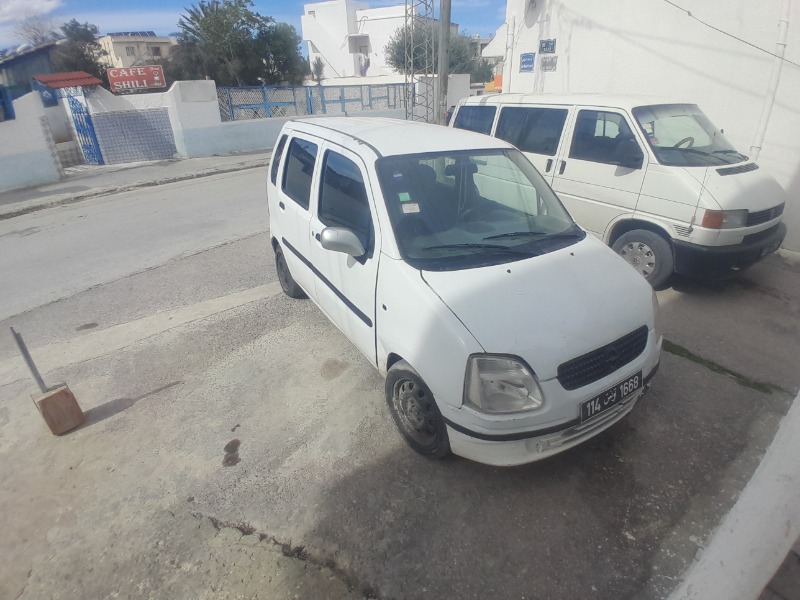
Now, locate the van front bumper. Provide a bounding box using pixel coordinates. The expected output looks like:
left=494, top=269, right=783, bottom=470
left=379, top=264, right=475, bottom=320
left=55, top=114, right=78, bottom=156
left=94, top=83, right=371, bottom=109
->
left=673, top=222, right=786, bottom=277
left=444, top=362, right=659, bottom=467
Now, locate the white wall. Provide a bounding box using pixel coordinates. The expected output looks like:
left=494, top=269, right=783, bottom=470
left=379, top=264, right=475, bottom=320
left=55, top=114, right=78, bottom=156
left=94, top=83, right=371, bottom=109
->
left=303, top=0, right=367, bottom=78
left=492, top=0, right=800, bottom=250
left=0, top=93, right=61, bottom=192
left=355, top=5, right=406, bottom=76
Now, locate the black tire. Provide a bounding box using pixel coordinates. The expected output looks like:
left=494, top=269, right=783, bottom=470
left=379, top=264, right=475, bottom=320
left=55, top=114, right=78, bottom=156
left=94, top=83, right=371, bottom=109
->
left=275, top=245, right=306, bottom=299
left=612, top=229, right=674, bottom=289
left=385, top=360, right=450, bottom=458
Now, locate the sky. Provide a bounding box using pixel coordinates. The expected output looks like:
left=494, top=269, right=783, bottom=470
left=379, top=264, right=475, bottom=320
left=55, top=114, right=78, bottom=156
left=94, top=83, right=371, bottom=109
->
left=0, top=0, right=505, bottom=50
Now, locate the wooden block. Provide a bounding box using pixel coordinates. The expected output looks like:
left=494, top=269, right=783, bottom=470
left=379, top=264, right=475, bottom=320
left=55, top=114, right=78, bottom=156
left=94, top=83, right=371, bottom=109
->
left=31, top=384, right=86, bottom=435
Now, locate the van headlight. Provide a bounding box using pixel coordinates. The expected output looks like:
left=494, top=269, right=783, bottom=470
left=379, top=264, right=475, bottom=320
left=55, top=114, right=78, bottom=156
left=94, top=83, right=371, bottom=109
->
left=464, top=355, right=544, bottom=413
left=701, top=209, right=748, bottom=229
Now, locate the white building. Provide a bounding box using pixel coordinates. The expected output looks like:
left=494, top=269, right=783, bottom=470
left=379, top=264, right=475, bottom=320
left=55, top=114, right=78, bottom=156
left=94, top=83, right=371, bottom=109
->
left=98, top=32, right=177, bottom=69
left=482, top=0, right=800, bottom=250
left=302, top=0, right=407, bottom=79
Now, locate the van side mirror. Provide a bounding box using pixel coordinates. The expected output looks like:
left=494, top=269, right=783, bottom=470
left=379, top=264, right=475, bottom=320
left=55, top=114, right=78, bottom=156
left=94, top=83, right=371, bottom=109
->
left=320, top=227, right=365, bottom=257
left=616, top=139, right=644, bottom=170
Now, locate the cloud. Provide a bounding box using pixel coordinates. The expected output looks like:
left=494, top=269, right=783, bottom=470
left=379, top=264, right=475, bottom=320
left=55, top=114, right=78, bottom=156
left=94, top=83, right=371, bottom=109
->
left=58, top=9, right=184, bottom=36
left=0, top=0, right=62, bottom=25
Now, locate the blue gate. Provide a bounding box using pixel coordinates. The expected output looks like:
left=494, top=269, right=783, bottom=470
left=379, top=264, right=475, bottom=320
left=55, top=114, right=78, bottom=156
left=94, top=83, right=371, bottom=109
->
left=67, top=94, right=104, bottom=165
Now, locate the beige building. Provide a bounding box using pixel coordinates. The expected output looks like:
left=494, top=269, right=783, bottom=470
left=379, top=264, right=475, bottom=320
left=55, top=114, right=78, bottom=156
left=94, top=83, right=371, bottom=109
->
left=98, top=32, right=176, bottom=69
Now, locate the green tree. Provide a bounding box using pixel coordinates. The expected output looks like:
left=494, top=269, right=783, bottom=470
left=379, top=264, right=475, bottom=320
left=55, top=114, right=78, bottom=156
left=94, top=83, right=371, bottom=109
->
left=170, top=0, right=307, bottom=86
left=311, top=56, right=325, bottom=85
left=51, top=20, right=108, bottom=82
left=256, top=23, right=308, bottom=85
left=384, top=24, right=494, bottom=83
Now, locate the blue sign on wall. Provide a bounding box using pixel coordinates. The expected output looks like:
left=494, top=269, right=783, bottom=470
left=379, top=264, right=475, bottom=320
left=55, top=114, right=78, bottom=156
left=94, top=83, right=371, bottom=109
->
left=540, top=39, right=557, bottom=54
left=520, top=52, right=536, bottom=73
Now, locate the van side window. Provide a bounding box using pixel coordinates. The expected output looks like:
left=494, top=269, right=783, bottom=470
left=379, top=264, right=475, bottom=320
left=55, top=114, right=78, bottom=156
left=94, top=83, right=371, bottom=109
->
left=569, top=110, right=637, bottom=165
left=319, top=151, right=372, bottom=252
left=282, top=137, right=318, bottom=209
left=496, top=107, right=568, bottom=156
left=452, top=106, right=496, bottom=135
left=270, top=134, right=288, bottom=185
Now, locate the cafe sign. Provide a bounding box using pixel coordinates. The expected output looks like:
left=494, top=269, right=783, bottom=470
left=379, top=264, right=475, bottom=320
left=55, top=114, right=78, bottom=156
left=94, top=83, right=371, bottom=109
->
left=107, top=66, right=166, bottom=93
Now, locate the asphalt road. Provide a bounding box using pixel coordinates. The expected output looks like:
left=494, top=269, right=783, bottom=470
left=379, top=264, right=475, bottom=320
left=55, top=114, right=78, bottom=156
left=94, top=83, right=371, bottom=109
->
left=0, top=169, right=797, bottom=600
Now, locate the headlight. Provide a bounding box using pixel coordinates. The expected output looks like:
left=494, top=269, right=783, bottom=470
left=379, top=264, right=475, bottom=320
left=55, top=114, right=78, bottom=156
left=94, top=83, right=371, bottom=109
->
left=701, top=209, right=748, bottom=229
left=651, top=290, right=661, bottom=336
left=464, top=355, right=544, bottom=413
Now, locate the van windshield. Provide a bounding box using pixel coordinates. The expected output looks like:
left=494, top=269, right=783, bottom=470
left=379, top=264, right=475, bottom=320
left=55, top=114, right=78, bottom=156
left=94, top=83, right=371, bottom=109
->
left=376, top=149, right=584, bottom=271
left=633, top=104, right=747, bottom=167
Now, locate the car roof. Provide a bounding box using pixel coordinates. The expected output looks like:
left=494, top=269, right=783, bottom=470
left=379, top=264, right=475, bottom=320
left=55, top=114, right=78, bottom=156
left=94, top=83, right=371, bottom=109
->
left=459, top=93, right=696, bottom=112
left=286, top=117, right=511, bottom=157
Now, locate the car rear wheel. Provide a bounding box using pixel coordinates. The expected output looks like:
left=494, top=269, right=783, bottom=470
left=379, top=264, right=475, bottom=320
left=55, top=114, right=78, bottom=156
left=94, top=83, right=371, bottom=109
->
left=385, top=360, right=450, bottom=458
left=275, top=245, right=306, bottom=299
left=612, top=229, right=674, bottom=289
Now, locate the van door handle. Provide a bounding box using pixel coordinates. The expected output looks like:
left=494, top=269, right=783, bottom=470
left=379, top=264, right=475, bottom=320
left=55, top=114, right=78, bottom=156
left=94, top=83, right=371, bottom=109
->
left=278, top=201, right=285, bottom=210
left=558, top=160, right=566, bottom=175
left=545, top=159, right=553, bottom=173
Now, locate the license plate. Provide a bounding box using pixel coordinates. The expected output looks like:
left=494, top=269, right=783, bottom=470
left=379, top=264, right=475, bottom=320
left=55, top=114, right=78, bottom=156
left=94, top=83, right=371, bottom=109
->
left=580, top=371, right=642, bottom=422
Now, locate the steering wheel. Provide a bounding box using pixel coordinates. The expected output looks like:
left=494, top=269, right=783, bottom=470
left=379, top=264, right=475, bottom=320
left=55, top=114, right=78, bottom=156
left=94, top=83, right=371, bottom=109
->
left=674, top=136, right=695, bottom=148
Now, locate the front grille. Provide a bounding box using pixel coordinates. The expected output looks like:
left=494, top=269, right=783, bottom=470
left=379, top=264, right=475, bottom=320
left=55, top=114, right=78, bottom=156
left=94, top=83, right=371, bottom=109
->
left=747, top=203, right=784, bottom=226
left=557, top=326, right=649, bottom=390
left=743, top=224, right=780, bottom=245
left=717, top=163, right=759, bottom=176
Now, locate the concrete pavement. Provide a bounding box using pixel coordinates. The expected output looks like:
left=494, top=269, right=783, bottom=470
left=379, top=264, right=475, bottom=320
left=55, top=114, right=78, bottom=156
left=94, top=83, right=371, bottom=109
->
left=0, top=150, right=271, bottom=221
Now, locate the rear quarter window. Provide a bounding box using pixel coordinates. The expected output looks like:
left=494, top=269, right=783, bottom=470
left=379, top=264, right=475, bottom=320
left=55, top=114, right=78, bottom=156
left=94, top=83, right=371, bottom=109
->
left=452, top=106, right=496, bottom=135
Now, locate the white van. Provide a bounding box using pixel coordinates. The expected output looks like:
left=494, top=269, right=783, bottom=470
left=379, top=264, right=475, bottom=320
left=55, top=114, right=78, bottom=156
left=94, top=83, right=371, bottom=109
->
left=451, top=95, right=787, bottom=288
left=267, top=117, right=661, bottom=466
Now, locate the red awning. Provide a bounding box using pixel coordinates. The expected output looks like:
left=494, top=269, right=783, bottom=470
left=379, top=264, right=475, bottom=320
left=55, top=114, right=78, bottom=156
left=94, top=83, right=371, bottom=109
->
left=32, top=71, right=103, bottom=88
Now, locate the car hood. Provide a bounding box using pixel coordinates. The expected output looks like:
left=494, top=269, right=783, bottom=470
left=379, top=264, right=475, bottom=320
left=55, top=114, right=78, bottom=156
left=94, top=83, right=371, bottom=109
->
left=698, top=163, right=787, bottom=212
left=421, top=235, right=654, bottom=381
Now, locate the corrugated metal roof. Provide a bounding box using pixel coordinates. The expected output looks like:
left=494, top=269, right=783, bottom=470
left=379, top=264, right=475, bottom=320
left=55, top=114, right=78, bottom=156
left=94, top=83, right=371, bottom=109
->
left=32, top=71, right=103, bottom=88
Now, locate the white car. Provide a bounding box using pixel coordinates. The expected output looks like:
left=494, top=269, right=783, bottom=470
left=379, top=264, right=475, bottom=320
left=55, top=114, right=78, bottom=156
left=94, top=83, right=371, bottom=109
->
left=267, top=117, right=662, bottom=466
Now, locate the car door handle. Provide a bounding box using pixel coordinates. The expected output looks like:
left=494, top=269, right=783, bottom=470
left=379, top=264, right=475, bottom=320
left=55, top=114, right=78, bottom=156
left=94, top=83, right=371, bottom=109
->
left=278, top=201, right=285, bottom=210
left=545, top=159, right=553, bottom=173
left=558, top=160, right=566, bottom=175
left=314, top=232, right=320, bottom=241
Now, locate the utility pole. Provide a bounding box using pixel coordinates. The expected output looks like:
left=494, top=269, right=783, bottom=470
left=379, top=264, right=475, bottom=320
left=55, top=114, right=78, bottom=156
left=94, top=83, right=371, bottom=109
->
left=437, top=0, right=451, bottom=124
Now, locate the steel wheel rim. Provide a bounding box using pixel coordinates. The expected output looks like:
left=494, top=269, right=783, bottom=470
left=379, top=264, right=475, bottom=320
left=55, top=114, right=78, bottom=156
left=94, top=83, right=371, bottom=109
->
left=618, top=241, right=657, bottom=278
left=392, top=378, right=439, bottom=445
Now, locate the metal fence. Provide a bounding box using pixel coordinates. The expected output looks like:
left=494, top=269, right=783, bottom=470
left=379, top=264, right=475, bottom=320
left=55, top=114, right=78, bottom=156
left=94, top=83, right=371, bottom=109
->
left=217, top=83, right=409, bottom=122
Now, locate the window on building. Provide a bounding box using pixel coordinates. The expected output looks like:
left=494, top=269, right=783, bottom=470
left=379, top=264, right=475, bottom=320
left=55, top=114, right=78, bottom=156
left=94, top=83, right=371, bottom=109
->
left=319, top=151, right=372, bottom=251
left=282, top=137, right=318, bottom=209
left=308, top=10, right=316, bottom=16
left=150, top=46, right=162, bottom=57
left=495, top=107, right=568, bottom=156
left=452, top=106, right=496, bottom=135
left=125, top=46, right=136, bottom=56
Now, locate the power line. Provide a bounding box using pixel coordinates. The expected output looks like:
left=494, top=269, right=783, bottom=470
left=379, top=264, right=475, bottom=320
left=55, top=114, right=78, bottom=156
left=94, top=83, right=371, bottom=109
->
left=660, top=0, right=800, bottom=69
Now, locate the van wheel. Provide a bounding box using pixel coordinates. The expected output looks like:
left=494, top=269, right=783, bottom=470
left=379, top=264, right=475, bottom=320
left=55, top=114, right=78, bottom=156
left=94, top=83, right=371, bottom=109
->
left=385, top=360, right=450, bottom=458
left=275, top=245, right=306, bottom=299
left=612, top=230, right=674, bottom=289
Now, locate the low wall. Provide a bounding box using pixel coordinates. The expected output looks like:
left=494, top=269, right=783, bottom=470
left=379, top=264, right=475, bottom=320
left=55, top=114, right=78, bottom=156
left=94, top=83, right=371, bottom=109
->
left=0, top=93, right=61, bottom=192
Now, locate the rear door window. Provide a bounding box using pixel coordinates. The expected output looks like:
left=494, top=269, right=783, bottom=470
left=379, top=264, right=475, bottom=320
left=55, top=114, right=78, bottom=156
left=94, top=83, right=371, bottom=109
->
left=452, top=106, right=496, bottom=135
left=495, top=107, right=568, bottom=156
left=282, top=137, right=318, bottom=209
left=270, top=134, right=288, bottom=185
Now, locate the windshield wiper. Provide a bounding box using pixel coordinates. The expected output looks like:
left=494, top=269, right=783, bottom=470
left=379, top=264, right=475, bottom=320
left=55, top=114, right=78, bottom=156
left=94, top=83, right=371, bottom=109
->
left=713, top=149, right=748, bottom=160
left=483, top=231, right=547, bottom=240
left=676, top=147, right=728, bottom=163
left=421, top=243, right=533, bottom=254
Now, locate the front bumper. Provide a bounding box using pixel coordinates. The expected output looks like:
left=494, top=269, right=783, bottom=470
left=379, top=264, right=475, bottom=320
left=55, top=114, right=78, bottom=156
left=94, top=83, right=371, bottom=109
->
left=445, top=362, right=659, bottom=467
left=673, top=222, right=786, bottom=277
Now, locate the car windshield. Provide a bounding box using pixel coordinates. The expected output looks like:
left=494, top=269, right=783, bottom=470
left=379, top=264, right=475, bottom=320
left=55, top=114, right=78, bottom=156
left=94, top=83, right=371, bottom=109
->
left=633, top=104, right=747, bottom=167
left=375, top=148, right=584, bottom=271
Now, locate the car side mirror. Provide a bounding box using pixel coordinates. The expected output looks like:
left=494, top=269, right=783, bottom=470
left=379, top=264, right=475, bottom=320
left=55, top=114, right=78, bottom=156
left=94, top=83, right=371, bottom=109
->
left=320, top=227, right=365, bottom=257
left=617, top=139, right=644, bottom=170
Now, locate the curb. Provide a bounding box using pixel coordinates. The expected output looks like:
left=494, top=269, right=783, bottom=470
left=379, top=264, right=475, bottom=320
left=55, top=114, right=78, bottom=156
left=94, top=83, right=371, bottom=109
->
left=0, top=160, right=267, bottom=222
